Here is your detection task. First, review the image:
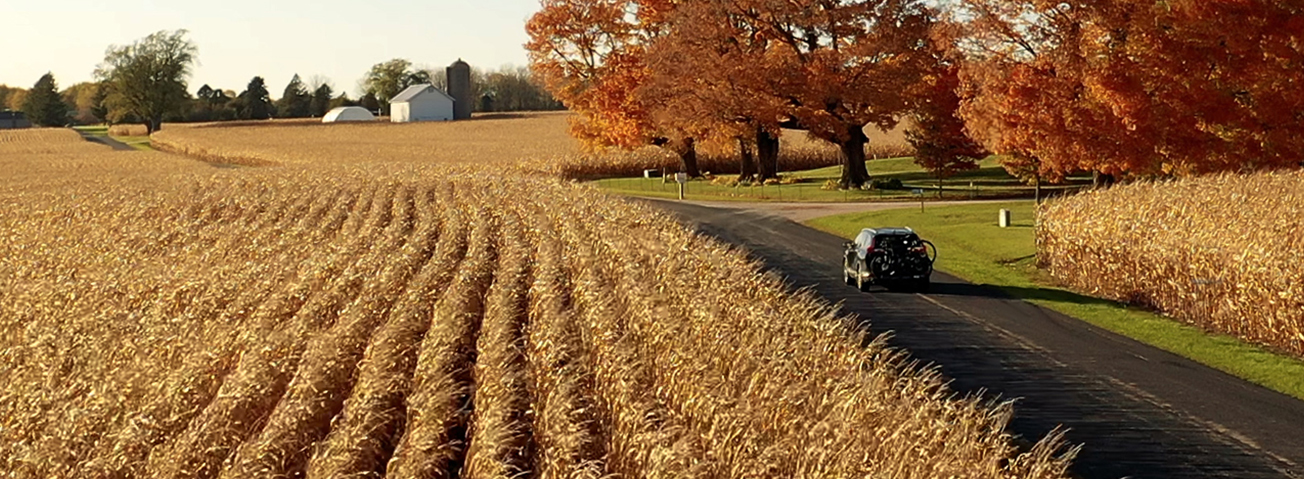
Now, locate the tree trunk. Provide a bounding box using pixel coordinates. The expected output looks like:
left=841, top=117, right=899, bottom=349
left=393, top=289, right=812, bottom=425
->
left=677, top=137, right=702, bottom=178
left=756, top=126, right=780, bottom=180
left=1034, top=173, right=1043, bottom=204
left=838, top=124, right=872, bottom=189
left=147, top=115, right=162, bottom=134
left=737, top=137, right=757, bottom=182
left=1092, top=171, right=1116, bottom=189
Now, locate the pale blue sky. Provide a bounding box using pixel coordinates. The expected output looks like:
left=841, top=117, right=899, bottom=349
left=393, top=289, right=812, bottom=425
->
left=2, top=0, right=540, bottom=95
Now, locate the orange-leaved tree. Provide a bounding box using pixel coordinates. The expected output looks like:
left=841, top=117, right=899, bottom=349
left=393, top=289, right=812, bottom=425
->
left=646, top=0, right=936, bottom=188
left=762, top=0, right=934, bottom=188
left=953, top=0, right=1304, bottom=181
left=907, top=58, right=986, bottom=197
left=643, top=0, right=795, bottom=181
left=1076, top=0, right=1304, bottom=175
left=950, top=0, right=1103, bottom=188
left=527, top=0, right=704, bottom=176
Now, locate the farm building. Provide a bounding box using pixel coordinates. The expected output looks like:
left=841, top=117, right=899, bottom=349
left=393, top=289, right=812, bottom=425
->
left=0, top=111, right=31, bottom=129
left=322, top=106, right=376, bottom=123
left=390, top=84, right=456, bottom=123
left=447, top=60, right=473, bottom=120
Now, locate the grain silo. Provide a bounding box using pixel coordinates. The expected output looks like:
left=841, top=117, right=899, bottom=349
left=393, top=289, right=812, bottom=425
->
left=446, top=59, right=473, bottom=120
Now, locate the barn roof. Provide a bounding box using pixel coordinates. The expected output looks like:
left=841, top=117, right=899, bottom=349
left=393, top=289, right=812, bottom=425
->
left=390, top=84, right=456, bottom=104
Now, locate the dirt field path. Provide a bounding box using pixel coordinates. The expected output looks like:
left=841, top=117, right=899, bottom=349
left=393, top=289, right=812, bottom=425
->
left=648, top=199, right=1304, bottom=479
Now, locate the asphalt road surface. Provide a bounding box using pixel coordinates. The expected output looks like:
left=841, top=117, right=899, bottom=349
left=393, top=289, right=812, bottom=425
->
left=77, top=131, right=135, bottom=151
left=648, top=199, right=1304, bottom=479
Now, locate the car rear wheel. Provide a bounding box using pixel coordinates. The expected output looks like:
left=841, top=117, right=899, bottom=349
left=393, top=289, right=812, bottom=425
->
left=856, top=263, right=871, bottom=292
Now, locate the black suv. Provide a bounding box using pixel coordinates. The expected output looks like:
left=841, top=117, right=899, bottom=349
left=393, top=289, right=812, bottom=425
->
left=842, top=227, right=936, bottom=292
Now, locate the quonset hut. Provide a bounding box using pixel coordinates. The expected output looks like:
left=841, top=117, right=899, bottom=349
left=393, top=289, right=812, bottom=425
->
left=322, top=106, right=376, bottom=123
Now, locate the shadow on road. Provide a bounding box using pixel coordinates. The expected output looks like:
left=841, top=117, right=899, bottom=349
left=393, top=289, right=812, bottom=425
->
left=928, top=281, right=1122, bottom=310
left=79, top=132, right=135, bottom=151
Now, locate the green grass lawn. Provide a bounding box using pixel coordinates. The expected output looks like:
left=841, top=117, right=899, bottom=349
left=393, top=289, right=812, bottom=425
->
left=807, top=202, right=1304, bottom=400
left=595, top=156, right=1090, bottom=203
left=74, top=125, right=154, bottom=151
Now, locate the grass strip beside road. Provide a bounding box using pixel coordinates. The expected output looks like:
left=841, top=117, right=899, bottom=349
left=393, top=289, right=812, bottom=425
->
left=595, top=157, right=1089, bottom=203
left=74, top=125, right=155, bottom=151
left=807, top=201, right=1304, bottom=401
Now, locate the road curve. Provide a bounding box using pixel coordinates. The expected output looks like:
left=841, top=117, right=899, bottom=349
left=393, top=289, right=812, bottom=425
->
left=77, top=131, right=136, bottom=151
left=647, top=199, right=1304, bottom=479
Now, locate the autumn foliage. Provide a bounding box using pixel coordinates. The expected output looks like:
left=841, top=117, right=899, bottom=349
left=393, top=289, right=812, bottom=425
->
left=908, top=61, right=986, bottom=195
left=526, top=0, right=700, bottom=174
left=528, top=0, right=939, bottom=186
left=530, top=0, right=1303, bottom=185
left=953, top=0, right=1304, bottom=180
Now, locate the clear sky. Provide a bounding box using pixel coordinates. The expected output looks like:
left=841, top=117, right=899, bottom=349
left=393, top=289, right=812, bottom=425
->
left=2, top=0, right=540, bottom=95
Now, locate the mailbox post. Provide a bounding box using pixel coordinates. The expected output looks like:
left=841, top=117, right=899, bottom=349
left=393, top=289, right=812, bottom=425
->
left=913, top=188, right=924, bottom=212
left=675, top=172, right=688, bottom=200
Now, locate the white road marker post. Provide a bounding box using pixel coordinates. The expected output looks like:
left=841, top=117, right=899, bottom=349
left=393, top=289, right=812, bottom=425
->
left=913, top=188, right=924, bottom=213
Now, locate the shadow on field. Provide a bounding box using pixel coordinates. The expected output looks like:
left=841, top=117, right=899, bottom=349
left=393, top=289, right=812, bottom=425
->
left=469, top=113, right=530, bottom=121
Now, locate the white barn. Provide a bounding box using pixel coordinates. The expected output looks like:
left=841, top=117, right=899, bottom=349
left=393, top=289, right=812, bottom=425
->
left=390, top=84, right=456, bottom=123
left=322, top=106, right=376, bottom=123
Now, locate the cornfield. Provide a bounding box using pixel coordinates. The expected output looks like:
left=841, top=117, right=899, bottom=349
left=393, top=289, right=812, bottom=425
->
left=0, top=128, right=211, bottom=193
left=1, top=126, right=1071, bottom=478
left=108, top=124, right=151, bottom=137
left=1038, top=171, right=1304, bottom=357
left=151, top=112, right=912, bottom=178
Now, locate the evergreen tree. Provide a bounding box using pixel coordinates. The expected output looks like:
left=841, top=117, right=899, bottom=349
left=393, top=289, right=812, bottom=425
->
left=276, top=74, right=311, bottom=118
left=310, top=83, right=333, bottom=117
left=359, top=92, right=381, bottom=114
left=238, top=76, right=272, bottom=120
left=23, top=73, right=68, bottom=127
left=329, top=93, right=357, bottom=110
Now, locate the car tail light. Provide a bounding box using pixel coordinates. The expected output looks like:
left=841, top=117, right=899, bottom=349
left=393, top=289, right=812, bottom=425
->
left=911, top=245, right=926, bottom=253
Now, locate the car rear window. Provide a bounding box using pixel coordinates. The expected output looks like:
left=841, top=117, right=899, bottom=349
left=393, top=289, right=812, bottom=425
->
left=873, top=234, right=917, bottom=249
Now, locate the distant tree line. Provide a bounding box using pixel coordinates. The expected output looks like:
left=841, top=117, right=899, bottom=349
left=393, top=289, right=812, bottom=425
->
left=421, top=64, right=564, bottom=113
left=1, top=76, right=105, bottom=127
left=2, top=29, right=565, bottom=131
left=359, top=58, right=564, bottom=116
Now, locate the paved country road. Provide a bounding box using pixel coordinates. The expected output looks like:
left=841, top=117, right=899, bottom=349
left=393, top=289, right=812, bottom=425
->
left=77, top=130, right=136, bottom=151
left=646, top=199, right=1304, bottom=479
